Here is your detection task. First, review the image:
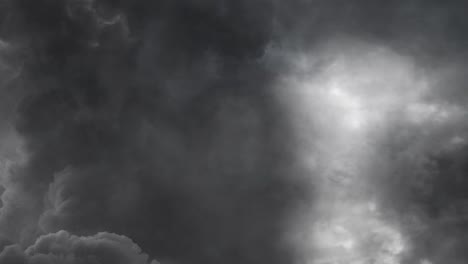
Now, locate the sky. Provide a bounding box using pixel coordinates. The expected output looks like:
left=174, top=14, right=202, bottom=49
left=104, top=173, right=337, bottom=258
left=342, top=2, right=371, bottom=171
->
left=0, top=0, right=468, bottom=264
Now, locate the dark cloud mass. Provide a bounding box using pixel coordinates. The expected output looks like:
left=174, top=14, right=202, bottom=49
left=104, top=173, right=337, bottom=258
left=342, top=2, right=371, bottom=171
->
left=0, top=0, right=468, bottom=264
left=0, top=230, right=157, bottom=264
left=0, top=0, right=299, bottom=264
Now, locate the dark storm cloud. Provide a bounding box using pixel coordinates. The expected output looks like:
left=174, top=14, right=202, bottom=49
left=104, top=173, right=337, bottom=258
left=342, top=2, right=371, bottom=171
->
left=0, top=0, right=302, bottom=264
left=1, top=0, right=468, bottom=264
left=275, top=0, right=468, bottom=47
left=363, top=113, right=468, bottom=263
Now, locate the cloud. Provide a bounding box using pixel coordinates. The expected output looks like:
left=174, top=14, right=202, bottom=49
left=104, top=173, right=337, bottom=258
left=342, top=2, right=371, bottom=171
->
left=1, top=0, right=468, bottom=264
left=0, top=230, right=158, bottom=264
left=275, top=34, right=468, bottom=263
left=0, top=0, right=301, bottom=264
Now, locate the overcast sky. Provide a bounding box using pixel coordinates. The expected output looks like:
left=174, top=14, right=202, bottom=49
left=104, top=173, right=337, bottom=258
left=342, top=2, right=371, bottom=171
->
left=0, top=1, right=468, bottom=264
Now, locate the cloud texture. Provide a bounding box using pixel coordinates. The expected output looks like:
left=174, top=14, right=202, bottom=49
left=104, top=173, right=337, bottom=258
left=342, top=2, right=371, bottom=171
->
left=0, top=230, right=157, bottom=264
left=0, top=0, right=300, bottom=264
left=1, top=0, right=468, bottom=264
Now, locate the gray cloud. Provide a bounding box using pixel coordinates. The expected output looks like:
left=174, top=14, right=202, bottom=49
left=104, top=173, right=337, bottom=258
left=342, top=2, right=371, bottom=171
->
left=0, top=0, right=302, bottom=264
left=0, top=230, right=158, bottom=264
left=1, top=0, right=468, bottom=264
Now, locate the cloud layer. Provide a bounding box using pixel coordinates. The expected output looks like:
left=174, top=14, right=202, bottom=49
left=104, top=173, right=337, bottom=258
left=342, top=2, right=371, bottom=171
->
left=0, top=0, right=300, bottom=264
left=1, top=0, right=468, bottom=264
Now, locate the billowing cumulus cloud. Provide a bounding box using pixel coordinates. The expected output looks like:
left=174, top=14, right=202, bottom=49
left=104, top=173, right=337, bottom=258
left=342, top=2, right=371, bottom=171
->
left=0, top=230, right=158, bottom=264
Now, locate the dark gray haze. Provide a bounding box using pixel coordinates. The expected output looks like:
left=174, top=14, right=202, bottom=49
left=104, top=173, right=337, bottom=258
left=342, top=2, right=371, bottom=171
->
left=0, top=1, right=467, bottom=264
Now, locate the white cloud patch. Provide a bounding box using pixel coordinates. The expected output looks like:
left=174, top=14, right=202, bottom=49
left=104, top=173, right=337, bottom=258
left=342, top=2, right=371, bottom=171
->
left=276, top=38, right=468, bottom=264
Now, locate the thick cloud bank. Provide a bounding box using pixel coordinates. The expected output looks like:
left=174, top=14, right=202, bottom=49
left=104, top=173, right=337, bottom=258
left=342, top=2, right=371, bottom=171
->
left=0, top=0, right=299, bottom=264
left=0, top=230, right=157, bottom=264
left=1, top=0, right=468, bottom=264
